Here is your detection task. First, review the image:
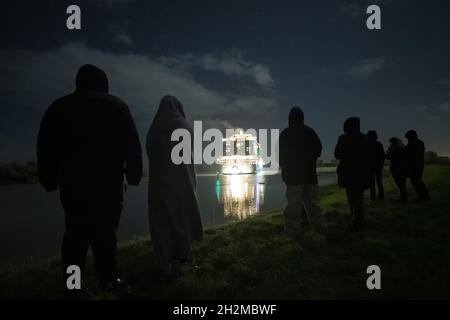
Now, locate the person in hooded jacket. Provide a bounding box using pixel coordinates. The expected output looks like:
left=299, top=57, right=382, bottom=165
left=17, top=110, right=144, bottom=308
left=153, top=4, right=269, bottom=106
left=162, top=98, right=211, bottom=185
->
left=334, top=117, right=371, bottom=232
left=405, top=130, right=430, bottom=201
left=37, top=64, right=142, bottom=293
left=279, top=107, right=327, bottom=235
left=146, top=95, right=203, bottom=280
left=386, top=137, right=408, bottom=203
left=367, top=130, right=385, bottom=201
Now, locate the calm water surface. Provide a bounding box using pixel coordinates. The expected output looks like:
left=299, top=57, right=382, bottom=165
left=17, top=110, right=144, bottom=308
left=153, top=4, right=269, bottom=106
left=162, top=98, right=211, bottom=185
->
left=0, top=173, right=336, bottom=262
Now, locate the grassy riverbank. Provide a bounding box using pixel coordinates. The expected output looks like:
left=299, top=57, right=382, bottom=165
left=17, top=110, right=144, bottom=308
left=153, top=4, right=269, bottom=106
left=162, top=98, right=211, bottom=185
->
left=1, top=165, right=450, bottom=299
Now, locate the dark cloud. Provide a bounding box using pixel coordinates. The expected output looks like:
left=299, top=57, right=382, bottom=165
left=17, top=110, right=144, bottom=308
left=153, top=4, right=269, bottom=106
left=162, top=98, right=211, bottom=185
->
left=0, top=42, right=277, bottom=159
left=1, top=0, right=450, bottom=160
left=343, top=58, right=387, bottom=81
left=339, top=3, right=363, bottom=19
left=161, top=51, right=275, bottom=90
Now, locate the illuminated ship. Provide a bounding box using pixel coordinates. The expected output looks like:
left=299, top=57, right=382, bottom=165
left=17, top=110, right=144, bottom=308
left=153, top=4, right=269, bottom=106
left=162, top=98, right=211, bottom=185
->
left=216, top=130, right=264, bottom=175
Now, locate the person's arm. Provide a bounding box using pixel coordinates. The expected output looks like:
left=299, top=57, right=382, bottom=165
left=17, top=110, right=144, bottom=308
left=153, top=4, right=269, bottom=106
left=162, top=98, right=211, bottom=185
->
left=377, top=142, right=385, bottom=165
left=312, top=129, right=322, bottom=158
left=36, top=104, right=59, bottom=192
left=334, top=136, right=344, bottom=160
left=278, top=130, right=287, bottom=170
left=122, top=104, right=143, bottom=186
left=379, top=142, right=386, bottom=159
left=420, top=141, right=426, bottom=157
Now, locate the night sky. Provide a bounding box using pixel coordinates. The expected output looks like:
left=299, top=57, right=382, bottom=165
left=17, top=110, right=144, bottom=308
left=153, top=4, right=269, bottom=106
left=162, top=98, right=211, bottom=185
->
left=1, top=0, right=449, bottom=161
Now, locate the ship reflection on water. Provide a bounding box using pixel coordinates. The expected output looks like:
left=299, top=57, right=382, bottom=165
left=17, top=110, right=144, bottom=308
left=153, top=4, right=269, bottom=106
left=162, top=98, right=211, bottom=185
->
left=215, top=174, right=265, bottom=220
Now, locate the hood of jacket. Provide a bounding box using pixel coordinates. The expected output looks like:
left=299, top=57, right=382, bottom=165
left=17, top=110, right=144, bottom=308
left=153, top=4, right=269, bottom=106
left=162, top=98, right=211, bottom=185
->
left=343, top=117, right=360, bottom=134
left=75, top=64, right=109, bottom=93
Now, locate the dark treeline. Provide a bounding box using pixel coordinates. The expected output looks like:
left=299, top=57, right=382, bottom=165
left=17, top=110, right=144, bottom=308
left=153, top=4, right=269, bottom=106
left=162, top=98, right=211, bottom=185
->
left=424, top=151, right=450, bottom=165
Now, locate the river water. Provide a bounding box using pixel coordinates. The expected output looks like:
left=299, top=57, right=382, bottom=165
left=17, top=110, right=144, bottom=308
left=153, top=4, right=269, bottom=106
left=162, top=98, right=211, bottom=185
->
left=0, top=173, right=336, bottom=262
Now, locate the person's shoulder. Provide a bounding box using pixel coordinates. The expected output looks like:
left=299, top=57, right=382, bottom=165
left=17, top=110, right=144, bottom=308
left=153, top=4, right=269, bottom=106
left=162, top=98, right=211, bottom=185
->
left=52, top=93, right=76, bottom=104
left=77, top=91, right=126, bottom=106
left=101, top=93, right=130, bottom=113
left=361, top=133, right=370, bottom=143
left=46, top=93, right=76, bottom=113
left=302, top=124, right=319, bottom=135
left=279, top=127, right=289, bottom=137
left=101, top=93, right=127, bottom=106
left=359, top=132, right=369, bottom=139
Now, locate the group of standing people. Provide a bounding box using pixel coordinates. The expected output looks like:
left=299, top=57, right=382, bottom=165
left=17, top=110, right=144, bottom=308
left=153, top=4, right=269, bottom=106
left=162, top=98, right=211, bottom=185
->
left=37, top=64, right=430, bottom=297
left=37, top=65, right=202, bottom=295
left=279, top=108, right=430, bottom=235
left=386, top=131, right=430, bottom=204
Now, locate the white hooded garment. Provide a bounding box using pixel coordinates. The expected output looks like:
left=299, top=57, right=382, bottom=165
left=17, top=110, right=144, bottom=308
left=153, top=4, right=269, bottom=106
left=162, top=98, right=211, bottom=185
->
left=146, top=95, right=203, bottom=268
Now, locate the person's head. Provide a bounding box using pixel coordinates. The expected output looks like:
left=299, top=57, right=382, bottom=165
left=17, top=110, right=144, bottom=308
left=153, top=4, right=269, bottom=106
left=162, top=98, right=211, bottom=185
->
left=288, top=107, right=304, bottom=126
left=405, top=130, right=418, bottom=141
left=343, top=117, right=360, bottom=134
left=389, top=137, right=404, bottom=148
left=367, top=130, right=378, bottom=141
left=156, top=95, right=186, bottom=119
left=75, top=64, right=108, bottom=93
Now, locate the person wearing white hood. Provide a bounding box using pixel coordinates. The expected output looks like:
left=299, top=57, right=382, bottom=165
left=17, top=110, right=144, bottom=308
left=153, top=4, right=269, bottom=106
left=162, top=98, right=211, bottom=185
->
left=146, top=95, right=203, bottom=280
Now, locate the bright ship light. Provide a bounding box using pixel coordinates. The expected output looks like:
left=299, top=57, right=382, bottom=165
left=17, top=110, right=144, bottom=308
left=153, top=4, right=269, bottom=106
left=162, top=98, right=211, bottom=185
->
left=216, top=130, right=264, bottom=175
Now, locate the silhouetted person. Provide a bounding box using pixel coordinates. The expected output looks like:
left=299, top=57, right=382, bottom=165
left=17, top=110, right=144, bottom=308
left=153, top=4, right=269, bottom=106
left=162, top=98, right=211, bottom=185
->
left=279, top=107, right=327, bottom=235
left=386, top=137, right=408, bottom=203
left=334, top=117, right=371, bottom=232
left=37, top=64, right=143, bottom=294
left=367, top=130, right=385, bottom=201
left=405, top=130, right=430, bottom=201
left=146, top=95, right=203, bottom=280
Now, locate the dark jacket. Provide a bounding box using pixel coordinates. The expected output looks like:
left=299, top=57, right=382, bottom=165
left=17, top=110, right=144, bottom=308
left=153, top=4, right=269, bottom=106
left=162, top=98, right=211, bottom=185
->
left=386, top=143, right=408, bottom=177
left=334, top=117, right=371, bottom=189
left=37, top=65, right=143, bottom=202
left=279, top=121, right=322, bottom=185
left=368, top=140, right=385, bottom=171
left=405, top=134, right=425, bottom=174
